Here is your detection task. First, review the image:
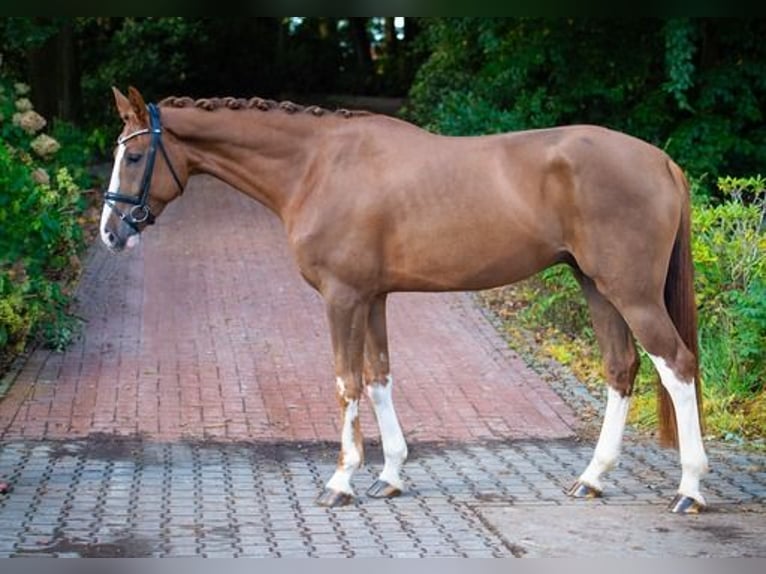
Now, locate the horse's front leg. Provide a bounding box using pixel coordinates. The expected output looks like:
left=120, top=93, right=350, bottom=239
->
left=364, top=294, right=408, bottom=498
left=316, top=286, right=369, bottom=507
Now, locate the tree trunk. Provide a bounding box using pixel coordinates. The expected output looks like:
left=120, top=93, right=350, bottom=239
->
left=385, top=17, right=398, bottom=58
left=56, top=20, right=81, bottom=122
left=349, top=17, right=372, bottom=84
left=402, top=17, right=421, bottom=46
left=28, top=19, right=81, bottom=123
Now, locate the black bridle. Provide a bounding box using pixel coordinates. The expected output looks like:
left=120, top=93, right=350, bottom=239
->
left=104, top=103, right=184, bottom=232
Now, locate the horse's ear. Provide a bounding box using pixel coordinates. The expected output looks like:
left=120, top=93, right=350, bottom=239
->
left=112, top=86, right=133, bottom=124
left=127, top=86, right=149, bottom=125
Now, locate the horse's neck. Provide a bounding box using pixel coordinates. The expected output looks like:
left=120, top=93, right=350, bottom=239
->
left=164, top=106, right=320, bottom=217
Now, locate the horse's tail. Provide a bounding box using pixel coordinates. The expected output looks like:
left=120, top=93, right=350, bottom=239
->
left=657, top=160, right=702, bottom=448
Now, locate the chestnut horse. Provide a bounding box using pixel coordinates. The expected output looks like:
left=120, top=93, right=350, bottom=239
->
left=101, top=87, right=708, bottom=513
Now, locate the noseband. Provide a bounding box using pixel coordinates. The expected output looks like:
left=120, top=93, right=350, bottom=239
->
left=103, top=103, right=184, bottom=232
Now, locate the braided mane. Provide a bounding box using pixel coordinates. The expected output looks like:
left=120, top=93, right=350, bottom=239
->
left=158, top=96, right=370, bottom=118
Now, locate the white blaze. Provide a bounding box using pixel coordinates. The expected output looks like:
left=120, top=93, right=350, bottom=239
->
left=100, top=144, right=126, bottom=246
left=107, top=143, right=126, bottom=193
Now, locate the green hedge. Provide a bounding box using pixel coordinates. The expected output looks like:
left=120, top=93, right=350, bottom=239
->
left=0, top=78, right=92, bottom=369
left=693, top=176, right=766, bottom=401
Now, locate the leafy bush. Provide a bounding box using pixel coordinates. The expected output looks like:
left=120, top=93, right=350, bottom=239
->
left=0, top=77, right=91, bottom=369
left=693, top=176, right=765, bottom=400
left=518, top=265, right=590, bottom=339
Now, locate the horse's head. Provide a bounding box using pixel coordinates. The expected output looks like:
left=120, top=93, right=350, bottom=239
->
left=100, top=86, right=187, bottom=252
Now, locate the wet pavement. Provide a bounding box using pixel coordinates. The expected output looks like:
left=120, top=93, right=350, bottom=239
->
left=0, top=176, right=764, bottom=557
left=1, top=436, right=763, bottom=557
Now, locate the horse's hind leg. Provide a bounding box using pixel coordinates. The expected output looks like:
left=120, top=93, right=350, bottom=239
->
left=618, top=302, right=708, bottom=513
left=363, top=294, right=408, bottom=498
left=568, top=273, right=639, bottom=498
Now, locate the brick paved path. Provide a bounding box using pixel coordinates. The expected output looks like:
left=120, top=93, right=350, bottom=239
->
left=0, top=175, right=575, bottom=444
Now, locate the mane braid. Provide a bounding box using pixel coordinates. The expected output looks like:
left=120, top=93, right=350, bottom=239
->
left=158, top=95, right=370, bottom=118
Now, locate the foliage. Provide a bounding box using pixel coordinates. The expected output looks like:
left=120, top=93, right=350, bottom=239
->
left=407, top=18, right=766, bottom=190
left=407, top=19, right=667, bottom=133
left=693, top=176, right=766, bottom=399
left=76, top=17, right=208, bottom=128
left=663, top=18, right=697, bottom=113
left=519, top=265, right=590, bottom=339
left=0, top=76, right=92, bottom=368
left=0, top=17, right=61, bottom=54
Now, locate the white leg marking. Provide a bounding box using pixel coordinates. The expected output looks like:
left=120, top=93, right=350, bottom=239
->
left=100, top=144, right=125, bottom=246
left=367, top=375, right=408, bottom=489
left=325, top=399, right=361, bottom=495
left=579, top=386, right=630, bottom=491
left=335, top=377, right=347, bottom=397
left=648, top=354, right=708, bottom=505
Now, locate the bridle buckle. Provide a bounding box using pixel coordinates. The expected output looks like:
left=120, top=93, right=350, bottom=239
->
left=129, top=204, right=151, bottom=223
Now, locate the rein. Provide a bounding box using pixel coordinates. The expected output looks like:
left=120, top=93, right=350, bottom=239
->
left=104, top=103, right=183, bottom=232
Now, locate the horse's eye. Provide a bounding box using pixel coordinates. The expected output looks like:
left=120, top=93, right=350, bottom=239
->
left=126, top=152, right=143, bottom=164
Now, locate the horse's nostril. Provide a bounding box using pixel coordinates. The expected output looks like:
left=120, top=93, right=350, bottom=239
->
left=107, top=232, right=116, bottom=244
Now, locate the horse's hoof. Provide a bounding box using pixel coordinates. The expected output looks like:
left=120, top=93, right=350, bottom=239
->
left=316, top=488, right=354, bottom=507
left=0, top=482, right=10, bottom=495
left=668, top=493, right=705, bottom=514
left=566, top=480, right=602, bottom=499
left=366, top=479, right=402, bottom=499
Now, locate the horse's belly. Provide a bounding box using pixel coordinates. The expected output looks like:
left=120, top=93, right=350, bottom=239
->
left=386, top=234, right=558, bottom=292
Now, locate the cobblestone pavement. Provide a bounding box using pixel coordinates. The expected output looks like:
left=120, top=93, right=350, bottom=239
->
left=0, top=437, right=763, bottom=557
left=0, top=177, right=764, bottom=557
